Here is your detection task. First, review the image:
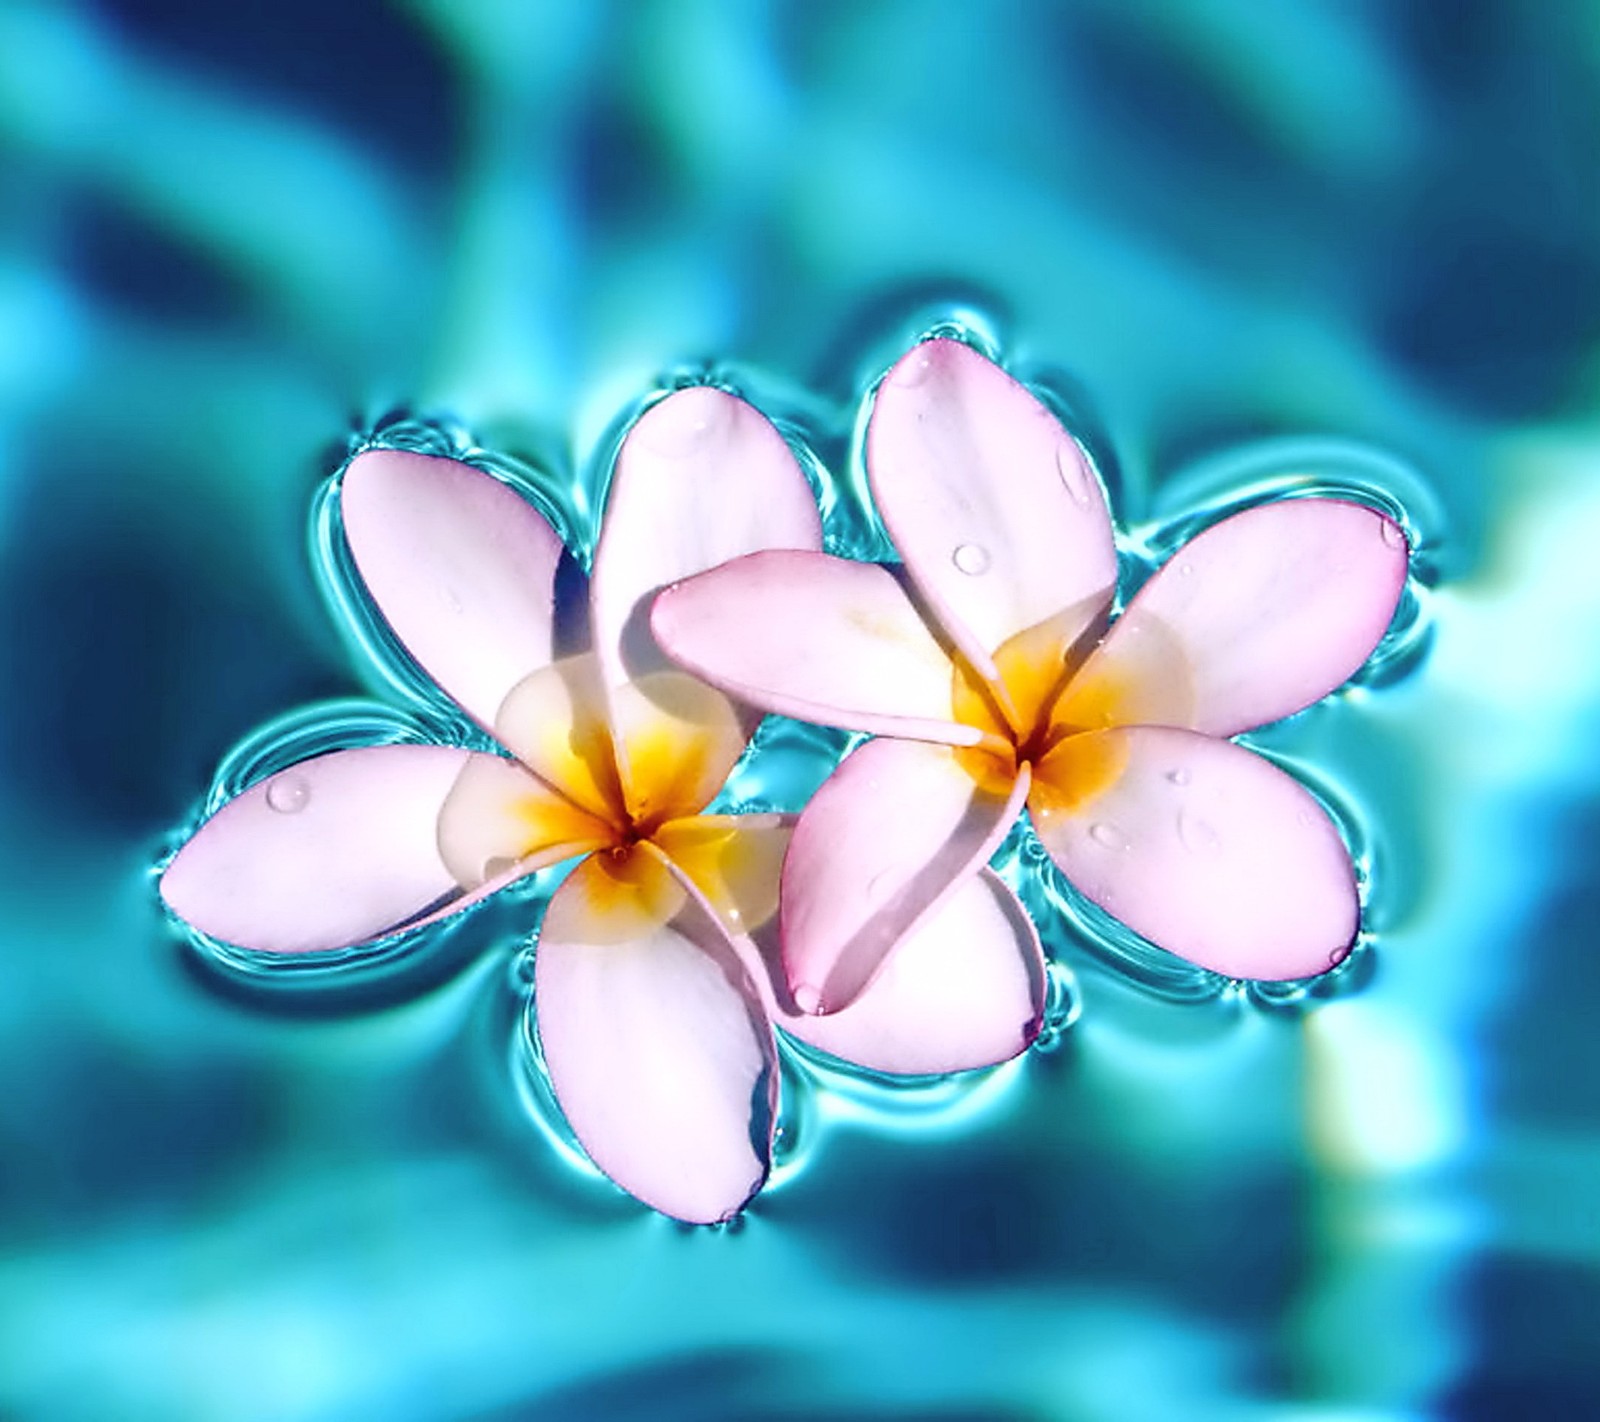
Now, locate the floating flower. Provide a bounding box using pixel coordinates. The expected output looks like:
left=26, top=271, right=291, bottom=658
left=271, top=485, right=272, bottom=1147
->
left=160, top=384, right=1046, bottom=1222
left=653, top=339, right=1410, bottom=1013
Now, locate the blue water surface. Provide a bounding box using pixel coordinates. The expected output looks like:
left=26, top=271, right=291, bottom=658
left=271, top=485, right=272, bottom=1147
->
left=3, top=3, right=1599, bottom=1419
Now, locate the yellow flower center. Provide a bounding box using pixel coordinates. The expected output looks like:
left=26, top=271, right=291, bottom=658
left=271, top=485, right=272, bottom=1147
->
left=469, top=656, right=789, bottom=941
left=950, top=606, right=1194, bottom=814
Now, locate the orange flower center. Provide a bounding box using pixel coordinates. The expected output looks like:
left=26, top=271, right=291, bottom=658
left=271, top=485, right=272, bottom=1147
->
left=476, top=658, right=790, bottom=939
left=950, top=607, right=1193, bottom=814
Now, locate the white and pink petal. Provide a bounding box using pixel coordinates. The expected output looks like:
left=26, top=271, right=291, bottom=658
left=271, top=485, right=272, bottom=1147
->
left=1030, top=726, right=1359, bottom=981
left=1074, top=499, right=1408, bottom=738
left=436, top=749, right=612, bottom=890
left=780, top=736, right=1030, bottom=1015
left=589, top=385, right=822, bottom=698
left=775, top=868, right=1046, bottom=1075
left=339, top=450, right=564, bottom=733
left=161, top=745, right=490, bottom=953
left=866, top=338, right=1118, bottom=668
left=534, top=850, right=778, bottom=1224
left=652, top=550, right=980, bottom=745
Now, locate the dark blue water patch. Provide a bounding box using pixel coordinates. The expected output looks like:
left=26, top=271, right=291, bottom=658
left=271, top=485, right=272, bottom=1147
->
left=1481, top=801, right=1600, bottom=1132
left=0, top=1030, right=269, bottom=1231
left=60, top=187, right=251, bottom=328
left=1060, top=8, right=1340, bottom=271
left=1449, top=1377, right=1600, bottom=1422
left=1368, top=8, right=1600, bottom=418
left=469, top=1350, right=1038, bottom=1422
left=359, top=974, right=523, bottom=1159
left=477, top=1351, right=791, bottom=1422
left=569, top=94, right=677, bottom=234
left=1376, top=221, right=1600, bottom=419
left=792, top=1135, right=1303, bottom=1324
left=0, top=488, right=343, bottom=834
left=1442, top=1256, right=1600, bottom=1418
left=1386, top=0, right=1505, bottom=92
left=90, top=0, right=463, bottom=183
left=1064, top=12, right=1277, bottom=174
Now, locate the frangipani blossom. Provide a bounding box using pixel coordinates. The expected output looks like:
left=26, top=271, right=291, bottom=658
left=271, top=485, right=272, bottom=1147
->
left=160, top=384, right=1046, bottom=1223
left=653, top=339, right=1410, bottom=1014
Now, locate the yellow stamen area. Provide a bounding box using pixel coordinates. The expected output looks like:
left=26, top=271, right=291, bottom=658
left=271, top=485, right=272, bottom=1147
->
left=948, top=606, right=1192, bottom=815
left=1030, top=728, right=1131, bottom=821
left=608, top=671, right=746, bottom=830
left=654, top=814, right=790, bottom=936
left=499, top=659, right=744, bottom=840
left=1049, top=608, right=1194, bottom=737
left=495, top=656, right=627, bottom=824
left=510, top=792, right=614, bottom=863
left=493, top=659, right=775, bottom=941
left=545, top=845, right=687, bottom=946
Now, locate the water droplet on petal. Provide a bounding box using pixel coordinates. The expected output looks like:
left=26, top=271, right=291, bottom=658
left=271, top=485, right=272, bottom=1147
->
left=1380, top=519, right=1406, bottom=549
left=793, top=983, right=825, bottom=1014
left=1177, top=562, right=1195, bottom=578
left=1177, top=810, right=1221, bottom=855
left=1056, top=443, right=1091, bottom=508
left=1166, top=768, right=1191, bottom=786
left=265, top=773, right=310, bottom=814
left=1089, top=821, right=1127, bottom=850
left=952, top=542, right=990, bottom=575
left=1327, top=945, right=1351, bottom=969
left=439, top=586, right=464, bottom=615
left=893, top=350, right=934, bottom=387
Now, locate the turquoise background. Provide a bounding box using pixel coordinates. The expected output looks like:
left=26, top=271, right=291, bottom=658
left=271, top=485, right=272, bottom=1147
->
left=3, top=2, right=1599, bottom=1417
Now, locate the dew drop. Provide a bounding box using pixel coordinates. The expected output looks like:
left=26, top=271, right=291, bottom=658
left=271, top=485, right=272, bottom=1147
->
left=793, top=983, right=825, bottom=1014
left=265, top=773, right=310, bottom=814
left=1056, top=443, right=1091, bottom=508
left=952, top=542, right=990, bottom=576
left=1089, top=821, right=1127, bottom=850
left=1177, top=810, right=1221, bottom=855
left=1166, top=768, right=1191, bottom=787
left=1380, top=519, right=1406, bottom=549
left=893, top=350, right=934, bottom=387
left=1177, top=562, right=1195, bottom=578
left=1327, top=945, right=1351, bottom=970
left=642, top=386, right=727, bottom=455
left=440, top=586, right=464, bottom=615
left=511, top=947, right=538, bottom=989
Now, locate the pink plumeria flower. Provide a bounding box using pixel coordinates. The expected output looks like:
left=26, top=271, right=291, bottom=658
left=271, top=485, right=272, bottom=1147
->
left=160, top=384, right=1046, bottom=1223
left=653, top=338, right=1410, bottom=1014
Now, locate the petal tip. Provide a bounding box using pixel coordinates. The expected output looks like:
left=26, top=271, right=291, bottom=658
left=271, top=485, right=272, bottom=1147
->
left=155, top=849, right=198, bottom=926
left=339, top=444, right=437, bottom=505
left=634, top=385, right=737, bottom=458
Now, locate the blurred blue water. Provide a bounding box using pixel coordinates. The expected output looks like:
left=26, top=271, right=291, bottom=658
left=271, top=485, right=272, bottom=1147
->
left=3, top=2, right=1599, bottom=1418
